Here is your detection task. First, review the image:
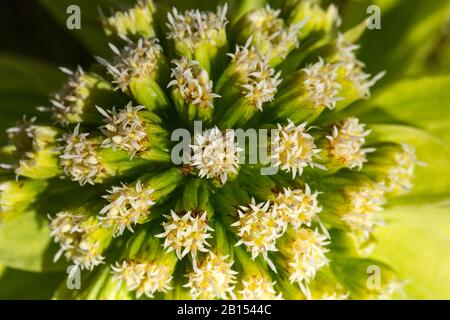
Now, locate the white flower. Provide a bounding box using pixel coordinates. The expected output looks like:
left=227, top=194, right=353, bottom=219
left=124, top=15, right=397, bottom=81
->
left=271, top=120, right=325, bottom=178
left=97, top=38, right=164, bottom=92
left=166, top=5, right=228, bottom=49
left=335, top=33, right=364, bottom=67
left=238, top=275, right=283, bottom=300
left=111, top=259, right=173, bottom=298
left=103, top=0, right=155, bottom=38
left=185, top=252, right=238, bottom=300
left=60, top=124, right=103, bottom=186
left=97, top=103, right=148, bottom=158
left=246, top=5, right=301, bottom=58
left=302, top=59, right=343, bottom=110
left=326, top=117, right=375, bottom=169
left=342, top=182, right=386, bottom=239
left=190, top=127, right=240, bottom=185
left=232, top=199, right=284, bottom=272
left=156, top=210, right=214, bottom=264
left=168, top=57, right=221, bottom=108
left=272, top=184, right=323, bottom=231
left=43, top=67, right=89, bottom=125
left=49, top=212, right=104, bottom=270
left=282, top=228, right=330, bottom=297
left=100, top=180, right=155, bottom=237
left=229, top=38, right=282, bottom=111
left=385, top=144, right=419, bottom=196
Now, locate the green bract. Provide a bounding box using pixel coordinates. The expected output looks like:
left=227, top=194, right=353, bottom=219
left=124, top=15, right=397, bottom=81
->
left=0, top=0, right=449, bottom=300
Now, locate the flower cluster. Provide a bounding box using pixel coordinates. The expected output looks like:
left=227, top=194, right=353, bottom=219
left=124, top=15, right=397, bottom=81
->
left=0, top=0, right=422, bottom=301
left=156, top=210, right=214, bottom=263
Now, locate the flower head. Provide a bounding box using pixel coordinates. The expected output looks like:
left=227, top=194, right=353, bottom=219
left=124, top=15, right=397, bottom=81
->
left=244, top=5, right=301, bottom=60
left=302, top=59, right=342, bottom=110
left=49, top=212, right=105, bottom=270
left=98, top=38, right=165, bottom=92
left=111, top=259, right=172, bottom=298
left=280, top=228, right=330, bottom=297
left=6, top=117, right=60, bottom=178
left=168, top=57, right=220, bottom=109
left=273, top=184, right=322, bottom=230
left=60, top=125, right=103, bottom=186
left=238, top=274, right=283, bottom=300
left=272, top=120, right=324, bottom=178
left=232, top=199, right=284, bottom=272
left=185, top=252, right=237, bottom=300
left=156, top=210, right=214, bottom=262
left=190, top=127, right=240, bottom=185
left=46, top=67, right=90, bottom=125
left=342, top=182, right=386, bottom=239
left=100, top=180, right=155, bottom=237
left=384, top=144, right=418, bottom=196
left=167, top=5, right=228, bottom=50
left=103, top=0, right=156, bottom=39
left=326, top=117, right=375, bottom=169
left=98, top=103, right=148, bottom=157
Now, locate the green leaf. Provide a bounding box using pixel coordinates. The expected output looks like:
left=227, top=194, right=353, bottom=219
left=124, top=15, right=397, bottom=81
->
left=0, top=265, right=64, bottom=299
left=367, top=124, right=450, bottom=204
left=0, top=209, right=67, bottom=272
left=371, top=203, right=450, bottom=299
left=341, top=0, right=450, bottom=82
left=37, top=0, right=135, bottom=57
left=360, top=75, right=450, bottom=144
left=0, top=54, right=64, bottom=144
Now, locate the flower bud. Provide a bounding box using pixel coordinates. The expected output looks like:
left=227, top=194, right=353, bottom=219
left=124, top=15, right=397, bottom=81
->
left=0, top=179, right=47, bottom=223
left=166, top=5, right=228, bottom=76
left=362, top=143, right=420, bottom=197
left=233, top=5, right=301, bottom=67
left=40, top=67, right=123, bottom=126
left=286, top=1, right=341, bottom=42
left=49, top=201, right=113, bottom=271
left=234, top=247, right=283, bottom=300
left=6, top=118, right=61, bottom=179
left=111, top=226, right=178, bottom=299
left=102, top=0, right=157, bottom=41
left=99, top=168, right=185, bottom=237
left=97, top=102, right=170, bottom=161
left=168, top=57, right=220, bottom=126
left=320, top=177, right=386, bottom=241
left=97, top=38, right=170, bottom=113
left=316, top=117, right=375, bottom=172
left=189, top=127, right=241, bottom=185
left=308, top=269, right=349, bottom=300
left=215, top=40, right=282, bottom=128
left=59, top=125, right=156, bottom=186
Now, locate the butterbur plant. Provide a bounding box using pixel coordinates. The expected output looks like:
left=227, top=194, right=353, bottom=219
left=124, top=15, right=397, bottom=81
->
left=0, top=0, right=449, bottom=300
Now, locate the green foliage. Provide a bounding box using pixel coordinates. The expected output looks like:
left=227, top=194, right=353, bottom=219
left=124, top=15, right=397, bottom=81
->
left=0, top=55, right=64, bottom=144
left=0, top=265, right=65, bottom=299
left=372, top=203, right=450, bottom=299
left=341, top=0, right=450, bottom=82
left=0, top=209, right=67, bottom=272
left=360, top=75, right=450, bottom=144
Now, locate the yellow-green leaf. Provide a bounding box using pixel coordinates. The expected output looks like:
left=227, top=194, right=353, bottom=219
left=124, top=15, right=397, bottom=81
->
left=361, top=75, right=450, bottom=144
left=0, top=209, right=67, bottom=272
left=372, top=203, right=450, bottom=299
